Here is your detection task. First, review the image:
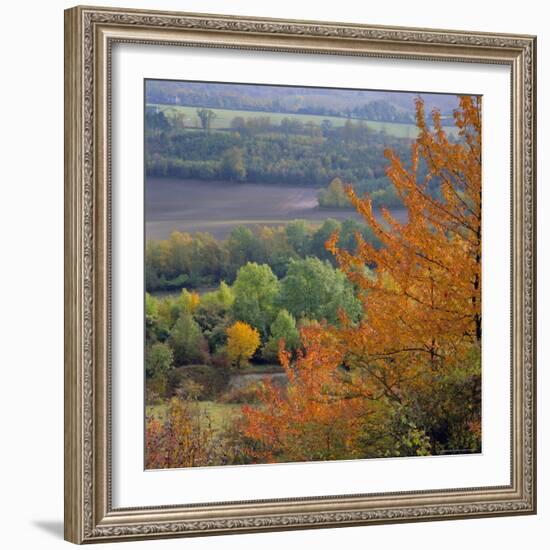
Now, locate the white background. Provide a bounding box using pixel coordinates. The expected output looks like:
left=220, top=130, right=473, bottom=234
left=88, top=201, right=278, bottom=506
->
left=113, top=45, right=511, bottom=507
left=0, top=0, right=546, bottom=548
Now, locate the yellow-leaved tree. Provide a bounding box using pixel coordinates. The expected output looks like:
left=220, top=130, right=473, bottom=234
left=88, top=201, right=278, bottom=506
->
left=226, top=321, right=260, bottom=368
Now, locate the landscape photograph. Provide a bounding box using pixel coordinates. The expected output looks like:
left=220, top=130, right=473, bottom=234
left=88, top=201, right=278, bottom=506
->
left=144, top=79, right=482, bottom=470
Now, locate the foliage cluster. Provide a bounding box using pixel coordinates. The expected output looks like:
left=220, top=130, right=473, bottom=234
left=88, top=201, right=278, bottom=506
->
left=145, top=218, right=378, bottom=292
left=145, top=257, right=361, bottom=402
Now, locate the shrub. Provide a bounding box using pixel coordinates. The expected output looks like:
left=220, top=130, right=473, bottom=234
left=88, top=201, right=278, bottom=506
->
left=167, top=365, right=230, bottom=400
left=218, top=382, right=264, bottom=405
left=145, top=397, right=218, bottom=468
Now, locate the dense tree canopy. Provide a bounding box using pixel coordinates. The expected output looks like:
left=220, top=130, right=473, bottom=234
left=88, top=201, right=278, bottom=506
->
left=278, top=257, right=361, bottom=325
left=145, top=219, right=379, bottom=293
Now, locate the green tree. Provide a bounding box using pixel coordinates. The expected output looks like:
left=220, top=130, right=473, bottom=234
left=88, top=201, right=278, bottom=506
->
left=146, top=294, right=177, bottom=344
left=262, top=309, right=300, bottom=362
left=310, top=218, right=340, bottom=263
left=232, top=262, right=280, bottom=336
left=145, top=292, right=159, bottom=318
left=165, top=231, right=193, bottom=275
left=278, top=257, right=361, bottom=324
left=188, top=232, right=225, bottom=286
left=200, top=281, right=235, bottom=310
left=145, top=341, right=174, bottom=399
left=169, top=312, right=208, bottom=365
left=145, top=293, right=164, bottom=343
left=146, top=342, right=174, bottom=379
left=318, top=177, right=350, bottom=208
left=285, top=220, right=311, bottom=257
left=225, top=226, right=262, bottom=277
left=256, top=226, right=296, bottom=278
left=338, top=219, right=362, bottom=253
left=196, top=108, right=216, bottom=131
left=145, top=240, right=164, bottom=290
left=221, top=147, right=247, bottom=181
left=145, top=109, right=170, bottom=137
left=195, top=297, right=231, bottom=353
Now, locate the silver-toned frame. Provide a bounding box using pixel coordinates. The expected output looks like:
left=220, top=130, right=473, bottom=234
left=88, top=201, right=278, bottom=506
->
left=64, top=5, right=537, bottom=544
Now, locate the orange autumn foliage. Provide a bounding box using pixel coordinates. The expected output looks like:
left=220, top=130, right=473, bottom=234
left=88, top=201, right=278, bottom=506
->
left=241, top=96, right=482, bottom=459
left=326, top=95, right=482, bottom=397
left=189, top=291, right=201, bottom=313
left=241, top=327, right=367, bottom=462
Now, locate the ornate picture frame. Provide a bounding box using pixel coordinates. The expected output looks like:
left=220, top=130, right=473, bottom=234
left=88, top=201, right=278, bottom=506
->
left=64, top=5, right=536, bottom=544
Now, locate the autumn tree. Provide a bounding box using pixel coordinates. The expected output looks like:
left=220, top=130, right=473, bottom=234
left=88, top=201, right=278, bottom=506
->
left=226, top=321, right=260, bottom=369
left=327, top=95, right=481, bottom=392
left=242, top=96, right=482, bottom=458
left=242, top=326, right=368, bottom=462
left=174, top=288, right=200, bottom=317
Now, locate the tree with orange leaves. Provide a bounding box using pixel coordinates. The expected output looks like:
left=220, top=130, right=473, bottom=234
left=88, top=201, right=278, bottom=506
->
left=241, top=96, right=482, bottom=459
left=241, top=326, right=370, bottom=463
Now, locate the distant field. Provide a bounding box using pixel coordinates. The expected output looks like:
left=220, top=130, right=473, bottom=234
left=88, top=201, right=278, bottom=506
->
left=147, top=103, right=456, bottom=139
left=146, top=178, right=374, bottom=240
left=146, top=177, right=407, bottom=240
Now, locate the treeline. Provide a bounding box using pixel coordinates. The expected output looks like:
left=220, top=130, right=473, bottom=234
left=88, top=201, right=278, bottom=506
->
left=145, top=109, right=430, bottom=206
left=145, top=81, right=457, bottom=123
left=145, top=219, right=378, bottom=292
left=318, top=177, right=402, bottom=209
left=350, top=99, right=414, bottom=123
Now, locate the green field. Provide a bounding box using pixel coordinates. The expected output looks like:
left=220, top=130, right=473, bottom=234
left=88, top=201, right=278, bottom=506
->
left=146, top=103, right=453, bottom=139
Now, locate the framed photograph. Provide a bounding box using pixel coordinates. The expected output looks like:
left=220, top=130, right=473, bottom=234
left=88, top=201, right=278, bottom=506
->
left=64, top=5, right=537, bottom=544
